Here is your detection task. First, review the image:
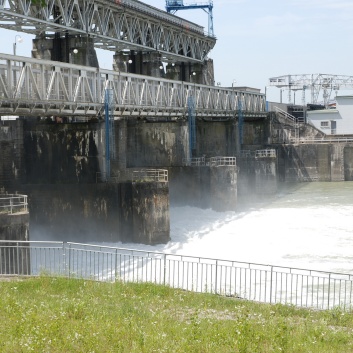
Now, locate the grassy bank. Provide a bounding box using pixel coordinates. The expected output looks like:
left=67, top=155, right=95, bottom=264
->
left=0, top=276, right=352, bottom=352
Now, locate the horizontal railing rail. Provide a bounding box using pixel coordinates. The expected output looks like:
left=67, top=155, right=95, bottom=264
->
left=255, top=149, right=276, bottom=158
left=0, top=194, right=28, bottom=214
left=291, top=137, right=353, bottom=144
left=132, top=169, right=168, bottom=183
left=0, top=241, right=352, bottom=311
left=0, top=54, right=266, bottom=118
left=182, top=157, right=206, bottom=166
left=209, top=156, right=236, bottom=167
left=274, top=106, right=302, bottom=124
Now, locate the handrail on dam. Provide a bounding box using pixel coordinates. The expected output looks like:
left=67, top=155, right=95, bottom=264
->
left=95, top=170, right=168, bottom=183
left=0, top=53, right=266, bottom=118
left=132, top=169, right=168, bottom=183
left=182, top=157, right=206, bottom=166
left=1, top=240, right=352, bottom=311
left=239, top=149, right=276, bottom=158
left=291, top=137, right=353, bottom=144
left=0, top=194, right=28, bottom=214
left=255, top=149, right=276, bottom=158
left=209, top=156, right=236, bottom=166
left=182, top=156, right=237, bottom=167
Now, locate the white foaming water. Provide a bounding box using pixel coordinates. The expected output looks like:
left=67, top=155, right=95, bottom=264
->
left=107, top=182, right=353, bottom=275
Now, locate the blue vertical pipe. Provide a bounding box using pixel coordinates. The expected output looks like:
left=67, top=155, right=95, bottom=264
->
left=105, top=89, right=110, bottom=180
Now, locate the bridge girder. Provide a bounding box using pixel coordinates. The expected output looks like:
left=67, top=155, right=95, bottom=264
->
left=0, top=53, right=266, bottom=119
left=0, top=0, right=216, bottom=64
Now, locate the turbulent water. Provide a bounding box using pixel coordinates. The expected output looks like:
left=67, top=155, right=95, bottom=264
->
left=111, top=182, right=353, bottom=275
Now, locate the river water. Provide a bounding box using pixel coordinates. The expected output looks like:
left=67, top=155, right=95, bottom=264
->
left=112, top=182, right=353, bottom=275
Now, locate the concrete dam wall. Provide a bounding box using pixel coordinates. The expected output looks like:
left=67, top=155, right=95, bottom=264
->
left=2, top=114, right=351, bottom=244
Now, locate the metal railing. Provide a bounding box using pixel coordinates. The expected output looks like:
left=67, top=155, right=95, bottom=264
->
left=132, top=169, right=168, bottom=183
left=1, top=241, right=352, bottom=311
left=291, top=137, right=353, bottom=144
left=239, top=150, right=277, bottom=158
left=274, top=106, right=303, bottom=123
left=0, top=194, right=28, bottom=214
left=182, top=157, right=237, bottom=167
left=255, top=149, right=276, bottom=158
left=0, top=54, right=266, bottom=118
left=182, top=157, right=206, bottom=166
left=209, top=157, right=237, bottom=167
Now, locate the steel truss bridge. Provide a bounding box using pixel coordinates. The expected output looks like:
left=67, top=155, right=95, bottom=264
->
left=0, top=0, right=216, bottom=64
left=0, top=53, right=266, bottom=119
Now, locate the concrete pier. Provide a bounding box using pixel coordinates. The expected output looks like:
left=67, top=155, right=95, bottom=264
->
left=210, top=159, right=237, bottom=212
left=169, top=157, right=237, bottom=211
left=118, top=170, right=170, bottom=245
left=254, top=150, right=277, bottom=194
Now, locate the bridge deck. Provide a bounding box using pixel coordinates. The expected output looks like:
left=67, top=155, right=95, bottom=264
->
left=0, top=53, right=266, bottom=119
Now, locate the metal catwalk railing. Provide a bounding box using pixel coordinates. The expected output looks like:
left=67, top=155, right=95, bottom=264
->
left=1, top=241, right=352, bottom=311
left=0, top=53, right=266, bottom=118
left=132, top=169, right=168, bottom=182
left=0, top=194, right=28, bottom=214
left=291, top=137, right=353, bottom=144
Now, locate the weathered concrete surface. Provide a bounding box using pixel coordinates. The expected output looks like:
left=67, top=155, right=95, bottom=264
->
left=0, top=213, right=30, bottom=275
left=0, top=213, right=29, bottom=242
left=242, top=118, right=271, bottom=147
left=331, top=144, right=345, bottom=182
left=237, top=157, right=256, bottom=199
left=344, top=146, right=353, bottom=181
left=24, top=184, right=120, bottom=243
left=255, top=158, right=277, bottom=194
left=169, top=167, right=211, bottom=207
left=126, top=120, right=189, bottom=167
left=0, top=120, right=24, bottom=190
left=32, top=36, right=99, bottom=67
left=169, top=166, right=237, bottom=211
left=210, top=166, right=237, bottom=211
left=278, top=142, right=353, bottom=182
left=23, top=120, right=104, bottom=184
left=237, top=156, right=277, bottom=202
left=280, top=145, right=322, bottom=182
left=117, top=181, right=170, bottom=245
left=195, top=120, right=236, bottom=157
left=278, top=144, right=351, bottom=182
left=22, top=182, right=170, bottom=245
left=131, top=182, right=170, bottom=245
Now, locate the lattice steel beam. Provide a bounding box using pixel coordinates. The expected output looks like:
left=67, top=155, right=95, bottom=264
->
left=0, top=53, right=265, bottom=118
left=0, top=0, right=216, bottom=63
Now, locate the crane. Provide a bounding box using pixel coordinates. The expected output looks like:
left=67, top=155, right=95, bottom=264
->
left=269, top=74, right=353, bottom=108
left=165, top=1, right=214, bottom=37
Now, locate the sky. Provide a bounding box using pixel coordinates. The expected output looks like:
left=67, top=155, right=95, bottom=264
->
left=2, top=0, right=353, bottom=103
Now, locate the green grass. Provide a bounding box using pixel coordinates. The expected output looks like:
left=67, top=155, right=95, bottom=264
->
left=0, top=276, right=353, bottom=352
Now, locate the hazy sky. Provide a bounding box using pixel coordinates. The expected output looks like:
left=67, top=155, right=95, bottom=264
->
left=142, top=0, right=353, bottom=102
left=3, top=0, right=353, bottom=102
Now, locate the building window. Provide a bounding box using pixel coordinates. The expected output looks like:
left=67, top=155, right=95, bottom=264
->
left=320, top=121, right=329, bottom=128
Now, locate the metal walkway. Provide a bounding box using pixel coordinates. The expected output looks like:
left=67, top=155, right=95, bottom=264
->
left=0, top=53, right=266, bottom=118
left=0, top=0, right=215, bottom=64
